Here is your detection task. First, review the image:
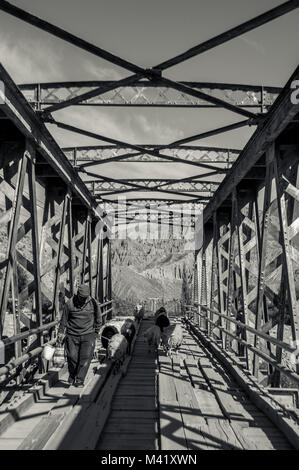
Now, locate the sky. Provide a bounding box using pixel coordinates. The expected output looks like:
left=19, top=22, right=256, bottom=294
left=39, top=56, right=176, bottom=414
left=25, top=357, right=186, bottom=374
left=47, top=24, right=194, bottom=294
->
left=0, top=0, right=299, bottom=200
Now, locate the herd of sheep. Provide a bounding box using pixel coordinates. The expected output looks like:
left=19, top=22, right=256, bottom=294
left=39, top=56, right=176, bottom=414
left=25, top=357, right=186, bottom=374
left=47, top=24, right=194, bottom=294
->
left=104, top=305, right=183, bottom=373
left=143, top=307, right=183, bottom=356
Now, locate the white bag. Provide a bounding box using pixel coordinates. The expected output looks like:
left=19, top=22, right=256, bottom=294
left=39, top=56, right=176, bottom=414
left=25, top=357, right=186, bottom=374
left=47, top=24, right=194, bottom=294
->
left=42, top=344, right=55, bottom=361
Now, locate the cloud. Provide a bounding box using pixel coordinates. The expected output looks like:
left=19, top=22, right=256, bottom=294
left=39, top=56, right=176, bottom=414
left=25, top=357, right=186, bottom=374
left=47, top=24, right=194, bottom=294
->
left=136, top=114, right=184, bottom=143
left=240, top=36, right=266, bottom=56
left=0, top=31, right=65, bottom=83
left=52, top=104, right=185, bottom=149
left=82, top=59, right=124, bottom=81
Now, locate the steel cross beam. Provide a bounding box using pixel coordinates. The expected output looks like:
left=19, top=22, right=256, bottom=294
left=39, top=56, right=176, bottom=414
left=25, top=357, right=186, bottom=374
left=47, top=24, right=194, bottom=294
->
left=99, top=197, right=202, bottom=204
left=113, top=213, right=194, bottom=226
left=67, top=127, right=247, bottom=171
left=1, top=0, right=294, bottom=119
left=62, top=146, right=239, bottom=176
left=85, top=180, right=220, bottom=192
left=86, top=178, right=221, bottom=185
left=77, top=151, right=231, bottom=171
left=41, top=76, right=258, bottom=120
left=50, top=120, right=230, bottom=173
left=112, top=209, right=196, bottom=218
left=63, top=145, right=241, bottom=166
left=98, top=198, right=199, bottom=214
left=153, top=0, right=299, bottom=71
left=18, top=80, right=281, bottom=109
left=81, top=169, right=205, bottom=198
left=169, top=120, right=254, bottom=147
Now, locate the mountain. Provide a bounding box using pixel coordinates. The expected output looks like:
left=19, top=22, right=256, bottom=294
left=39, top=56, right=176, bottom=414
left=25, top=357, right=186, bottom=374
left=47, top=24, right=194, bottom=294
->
left=111, top=238, right=194, bottom=305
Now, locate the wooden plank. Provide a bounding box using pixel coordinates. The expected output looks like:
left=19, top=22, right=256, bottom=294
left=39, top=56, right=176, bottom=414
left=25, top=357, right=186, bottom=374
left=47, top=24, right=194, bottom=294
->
left=80, top=362, right=111, bottom=403
left=115, top=386, right=155, bottom=397
left=202, top=419, right=234, bottom=450
left=243, top=428, right=280, bottom=450
left=217, top=419, right=244, bottom=449
left=189, top=322, right=299, bottom=449
left=184, top=356, right=208, bottom=389
left=44, top=403, right=89, bottom=450
left=98, top=435, right=156, bottom=450
left=158, top=353, right=187, bottom=450
left=0, top=365, right=68, bottom=437
left=229, top=421, right=259, bottom=450
left=112, top=397, right=155, bottom=410
left=193, top=388, right=224, bottom=418
left=170, top=347, right=216, bottom=451
left=0, top=438, right=23, bottom=450
left=173, top=374, right=209, bottom=450
left=198, top=351, right=251, bottom=425
left=17, top=414, right=65, bottom=450
left=104, top=420, right=157, bottom=435
left=159, top=400, right=188, bottom=450
left=56, top=321, right=142, bottom=450
left=109, top=410, right=157, bottom=420
left=179, top=355, right=189, bottom=380
left=159, top=372, right=177, bottom=403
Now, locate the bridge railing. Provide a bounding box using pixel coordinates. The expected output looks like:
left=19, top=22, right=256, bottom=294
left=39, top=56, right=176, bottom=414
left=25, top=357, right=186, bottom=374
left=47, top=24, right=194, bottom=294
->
left=99, top=299, right=114, bottom=323
left=184, top=303, right=299, bottom=387
left=0, top=300, right=114, bottom=386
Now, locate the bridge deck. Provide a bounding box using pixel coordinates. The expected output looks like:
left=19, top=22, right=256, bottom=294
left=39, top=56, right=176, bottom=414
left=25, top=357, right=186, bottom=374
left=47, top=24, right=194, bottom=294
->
left=0, top=316, right=294, bottom=450
left=97, top=318, right=158, bottom=450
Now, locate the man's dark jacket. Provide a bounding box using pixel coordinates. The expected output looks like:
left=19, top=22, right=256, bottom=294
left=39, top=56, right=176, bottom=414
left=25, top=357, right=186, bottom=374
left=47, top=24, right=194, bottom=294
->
left=58, top=296, right=101, bottom=336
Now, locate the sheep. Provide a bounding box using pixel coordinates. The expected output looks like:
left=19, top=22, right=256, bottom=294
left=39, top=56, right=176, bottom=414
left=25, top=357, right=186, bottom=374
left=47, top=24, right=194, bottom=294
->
left=161, top=324, right=183, bottom=356
left=144, top=325, right=161, bottom=353
left=107, top=333, right=128, bottom=374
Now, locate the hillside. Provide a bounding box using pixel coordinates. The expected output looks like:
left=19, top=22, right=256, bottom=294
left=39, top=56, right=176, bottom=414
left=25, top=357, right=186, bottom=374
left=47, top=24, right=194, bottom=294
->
left=111, top=238, right=194, bottom=305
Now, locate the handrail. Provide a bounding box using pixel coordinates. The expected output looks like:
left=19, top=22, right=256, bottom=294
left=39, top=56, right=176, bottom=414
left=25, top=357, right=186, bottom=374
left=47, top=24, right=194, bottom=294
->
left=185, top=315, right=299, bottom=385
left=101, top=307, right=112, bottom=317
left=1, top=320, right=58, bottom=347
left=0, top=299, right=114, bottom=379
left=0, top=339, right=56, bottom=378
left=188, top=303, right=296, bottom=354
left=1, top=299, right=113, bottom=346
left=99, top=300, right=113, bottom=308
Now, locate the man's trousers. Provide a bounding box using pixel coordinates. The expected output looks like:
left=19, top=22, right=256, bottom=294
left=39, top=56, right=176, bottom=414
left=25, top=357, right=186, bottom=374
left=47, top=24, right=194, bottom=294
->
left=65, top=332, right=95, bottom=381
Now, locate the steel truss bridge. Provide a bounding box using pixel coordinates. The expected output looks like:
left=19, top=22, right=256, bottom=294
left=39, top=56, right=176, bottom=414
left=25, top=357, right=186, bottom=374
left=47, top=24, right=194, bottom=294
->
left=0, top=0, right=299, bottom=451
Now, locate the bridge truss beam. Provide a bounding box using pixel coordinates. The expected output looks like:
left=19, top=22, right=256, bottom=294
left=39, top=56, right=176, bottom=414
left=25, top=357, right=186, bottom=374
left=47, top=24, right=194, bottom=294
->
left=85, top=180, right=220, bottom=193
left=2, top=0, right=298, bottom=119
left=0, top=65, right=112, bottom=387
left=62, top=145, right=241, bottom=165
left=19, top=81, right=280, bottom=111
left=192, top=64, right=299, bottom=387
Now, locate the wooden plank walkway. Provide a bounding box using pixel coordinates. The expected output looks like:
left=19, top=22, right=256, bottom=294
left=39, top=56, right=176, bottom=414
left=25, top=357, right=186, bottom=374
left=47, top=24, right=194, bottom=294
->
left=157, top=316, right=293, bottom=451
left=0, top=349, right=110, bottom=450
left=0, top=315, right=295, bottom=450
left=96, top=318, right=159, bottom=450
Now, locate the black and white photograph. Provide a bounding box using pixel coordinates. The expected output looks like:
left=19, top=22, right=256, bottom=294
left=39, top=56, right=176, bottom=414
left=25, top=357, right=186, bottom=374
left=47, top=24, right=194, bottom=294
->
left=0, top=0, right=299, bottom=457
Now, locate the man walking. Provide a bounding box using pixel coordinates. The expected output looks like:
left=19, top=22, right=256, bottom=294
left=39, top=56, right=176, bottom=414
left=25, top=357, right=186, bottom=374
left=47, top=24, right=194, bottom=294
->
left=57, top=284, right=102, bottom=387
